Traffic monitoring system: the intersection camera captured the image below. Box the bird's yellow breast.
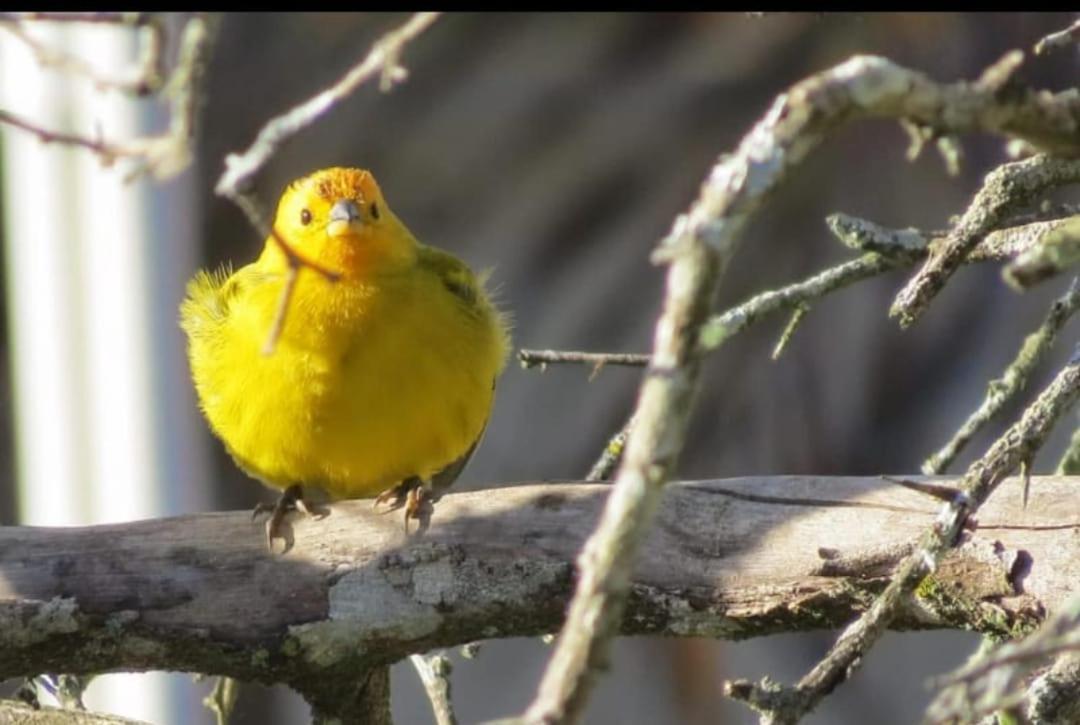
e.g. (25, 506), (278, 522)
(184, 256), (508, 499)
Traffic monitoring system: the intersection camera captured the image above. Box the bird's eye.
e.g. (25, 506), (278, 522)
(300, 209), (313, 226)
(370, 202), (380, 220)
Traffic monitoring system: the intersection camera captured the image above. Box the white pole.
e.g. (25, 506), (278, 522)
(0, 17), (211, 723)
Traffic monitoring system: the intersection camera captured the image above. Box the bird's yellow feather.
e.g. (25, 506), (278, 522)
(180, 168), (510, 499)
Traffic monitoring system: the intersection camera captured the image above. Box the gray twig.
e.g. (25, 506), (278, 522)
(923, 277), (1080, 474)
(1004, 216), (1080, 291)
(1034, 19), (1080, 55)
(214, 12), (439, 199)
(890, 155), (1080, 327)
(410, 653), (458, 725)
(517, 349), (651, 372)
(700, 253), (900, 351)
(586, 414), (636, 482)
(1056, 424), (1080, 474)
(0, 12), (164, 95)
(927, 593), (1080, 723)
(202, 676), (239, 725)
(0, 14), (211, 181)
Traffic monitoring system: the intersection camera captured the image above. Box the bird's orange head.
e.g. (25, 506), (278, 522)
(263, 167), (417, 278)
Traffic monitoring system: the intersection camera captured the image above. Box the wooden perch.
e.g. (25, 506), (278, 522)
(0, 477), (1075, 713)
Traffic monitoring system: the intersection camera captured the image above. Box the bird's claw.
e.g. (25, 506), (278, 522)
(373, 478), (433, 534)
(252, 484), (317, 553)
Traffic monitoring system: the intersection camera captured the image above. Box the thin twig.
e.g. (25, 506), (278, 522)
(410, 653), (458, 725)
(202, 676), (239, 725)
(725, 350), (1080, 724)
(213, 12), (438, 355)
(890, 155), (1080, 327)
(1004, 216), (1080, 290)
(215, 12), (439, 198)
(927, 593), (1080, 723)
(0, 13), (164, 95)
(0, 11), (148, 24)
(770, 303), (809, 360)
(1034, 19), (1080, 55)
(1057, 424), (1080, 474)
(0, 13), (215, 180)
(518, 349), (650, 371)
(700, 253), (900, 350)
(586, 414), (636, 482)
(529, 212), (1078, 372)
(923, 277), (1080, 474)
(0, 108), (136, 164)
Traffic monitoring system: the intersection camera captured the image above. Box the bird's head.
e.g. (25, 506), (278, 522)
(264, 167), (417, 278)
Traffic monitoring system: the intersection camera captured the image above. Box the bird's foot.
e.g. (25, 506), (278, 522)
(252, 484), (318, 552)
(374, 477), (434, 534)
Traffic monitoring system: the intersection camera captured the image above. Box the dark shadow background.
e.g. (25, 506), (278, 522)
(2, 11), (1079, 724)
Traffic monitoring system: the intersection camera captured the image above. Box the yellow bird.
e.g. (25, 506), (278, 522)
(180, 168), (510, 546)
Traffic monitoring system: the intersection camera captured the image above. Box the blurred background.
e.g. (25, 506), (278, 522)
(0, 11), (1078, 724)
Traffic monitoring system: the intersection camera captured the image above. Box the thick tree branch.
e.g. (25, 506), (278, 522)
(1, 477), (1080, 721)
(0, 701), (148, 724)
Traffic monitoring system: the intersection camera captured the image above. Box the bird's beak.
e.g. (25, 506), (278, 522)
(327, 199), (363, 237)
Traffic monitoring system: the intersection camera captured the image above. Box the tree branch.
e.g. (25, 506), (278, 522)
(1035, 20), (1080, 55)
(2, 476), (1080, 720)
(890, 155), (1080, 327)
(0, 701), (148, 724)
(410, 652), (457, 725)
(923, 277), (1080, 475)
(0, 13), (214, 180)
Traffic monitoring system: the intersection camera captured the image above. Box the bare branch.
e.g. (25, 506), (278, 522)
(890, 155), (1080, 327)
(1057, 425), (1080, 474)
(214, 12), (439, 199)
(701, 252), (900, 350)
(724, 350), (1080, 723)
(517, 349), (650, 372)
(0, 700), (148, 724)
(520, 210), (1079, 378)
(586, 415), (636, 482)
(1004, 216), (1080, 291)
(927, 593), (1080, 723)
(1035, 19), (1080, 55)
(0, 108), (137, 165)
(1, 477), (1079, 705)
(0, 13), (164, 95)
(923, 277), (1080, 474)
(410, 653), (458, 725)
(0, 13), (215, 181)
(202, 676), (239, 725)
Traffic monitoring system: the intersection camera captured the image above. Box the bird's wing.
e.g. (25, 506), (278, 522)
(427, 413), (488, 499)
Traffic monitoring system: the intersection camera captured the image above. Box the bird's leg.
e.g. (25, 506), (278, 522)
(252, 484), (314, 552)
(374, 476), (434, 533)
